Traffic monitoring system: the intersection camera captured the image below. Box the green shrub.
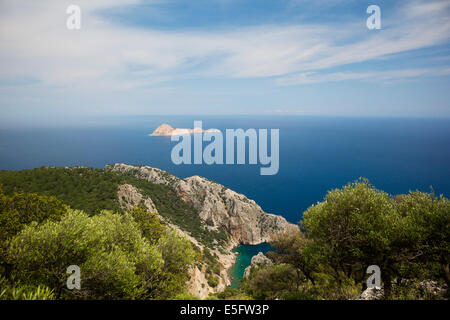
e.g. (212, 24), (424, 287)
(7, 210), (164, 299)
(0, 277), (55, 300)
(0, 189), (68, 274)
(171, 293), (200, 300)
(207, 275), (219, 288)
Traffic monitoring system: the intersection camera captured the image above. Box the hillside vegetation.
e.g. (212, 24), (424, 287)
(234, 179), (449, 300)
(0, 167), (226, 249)
(0, 188), (196, 299)
(1, 168), (448, 300)
(0, 166), (227, 299)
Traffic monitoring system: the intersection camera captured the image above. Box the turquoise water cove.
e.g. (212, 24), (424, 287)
(230, 243), (273, 288)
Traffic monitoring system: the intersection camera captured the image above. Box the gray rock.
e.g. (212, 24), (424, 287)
(107, 163), (298, 245)
(243, 252), (273, 278)
(117, 183), (158, 213)
(359, 287), (384, 300)
(106, 163), (299, 299)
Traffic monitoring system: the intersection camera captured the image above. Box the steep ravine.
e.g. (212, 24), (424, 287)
(107, 163), (298, 298)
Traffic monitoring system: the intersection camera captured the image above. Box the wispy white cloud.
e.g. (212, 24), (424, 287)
(0, 0), (449, 91)
(287, 0), (356, 9)
(276, 67), (450, 85)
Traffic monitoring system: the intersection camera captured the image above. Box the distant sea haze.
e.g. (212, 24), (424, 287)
(0, 115), (449, 224)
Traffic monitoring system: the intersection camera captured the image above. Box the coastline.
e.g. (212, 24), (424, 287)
(229, 242), (273, 288)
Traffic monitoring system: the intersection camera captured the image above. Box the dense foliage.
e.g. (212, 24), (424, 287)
(0, 188), (69, 275)
(0, 167), (228, 249)
(7, 210), (163, 299)
(241, 179), (449, 300)
(0, 168), (122, 215)
(0, 187), (196, 300)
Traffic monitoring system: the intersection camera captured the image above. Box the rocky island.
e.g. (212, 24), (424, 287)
(150, 123), (220, 136)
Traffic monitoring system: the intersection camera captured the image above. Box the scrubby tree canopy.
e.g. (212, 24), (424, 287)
(242, 179), (449, 300)
(7, 210), (165, 299)
(0, 188), (196, 300)
(0, 189), (68, 272)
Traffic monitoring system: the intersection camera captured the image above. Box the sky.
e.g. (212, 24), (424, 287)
(0, 0), (449, 125)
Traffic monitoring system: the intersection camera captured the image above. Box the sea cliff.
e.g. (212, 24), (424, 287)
(106, 163), (297, 297)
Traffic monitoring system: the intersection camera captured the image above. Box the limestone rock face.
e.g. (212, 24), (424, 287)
(106, 163), (298, 245)
(251, 252), (273, 267)
(174, 175), (297, 244)
(117, 184), (158, 213)
(243, 252), (273, 278)
(186, 265), (229, 299)
(107, 163), (297, 298)
(359, 280), (447, 300)
(186, 266), (214, 299)
(359, 287), (384, 300)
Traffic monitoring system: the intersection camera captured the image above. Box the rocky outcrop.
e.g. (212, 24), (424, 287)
(359, 280), (447, 300)
(107, 163), (298, 245)
(418, 280), (447, 296)
(187, 264), (230, 299)
(112, 164), (179, 186)
(359, 287), (384, 300)
(243, 252), (273, 278)
(186, 266), (212, 298)
(174, 175), (297, 244)
(117, 184), (158, 213)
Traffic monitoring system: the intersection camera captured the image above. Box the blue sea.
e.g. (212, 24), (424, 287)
(1, 115), (450, 285)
